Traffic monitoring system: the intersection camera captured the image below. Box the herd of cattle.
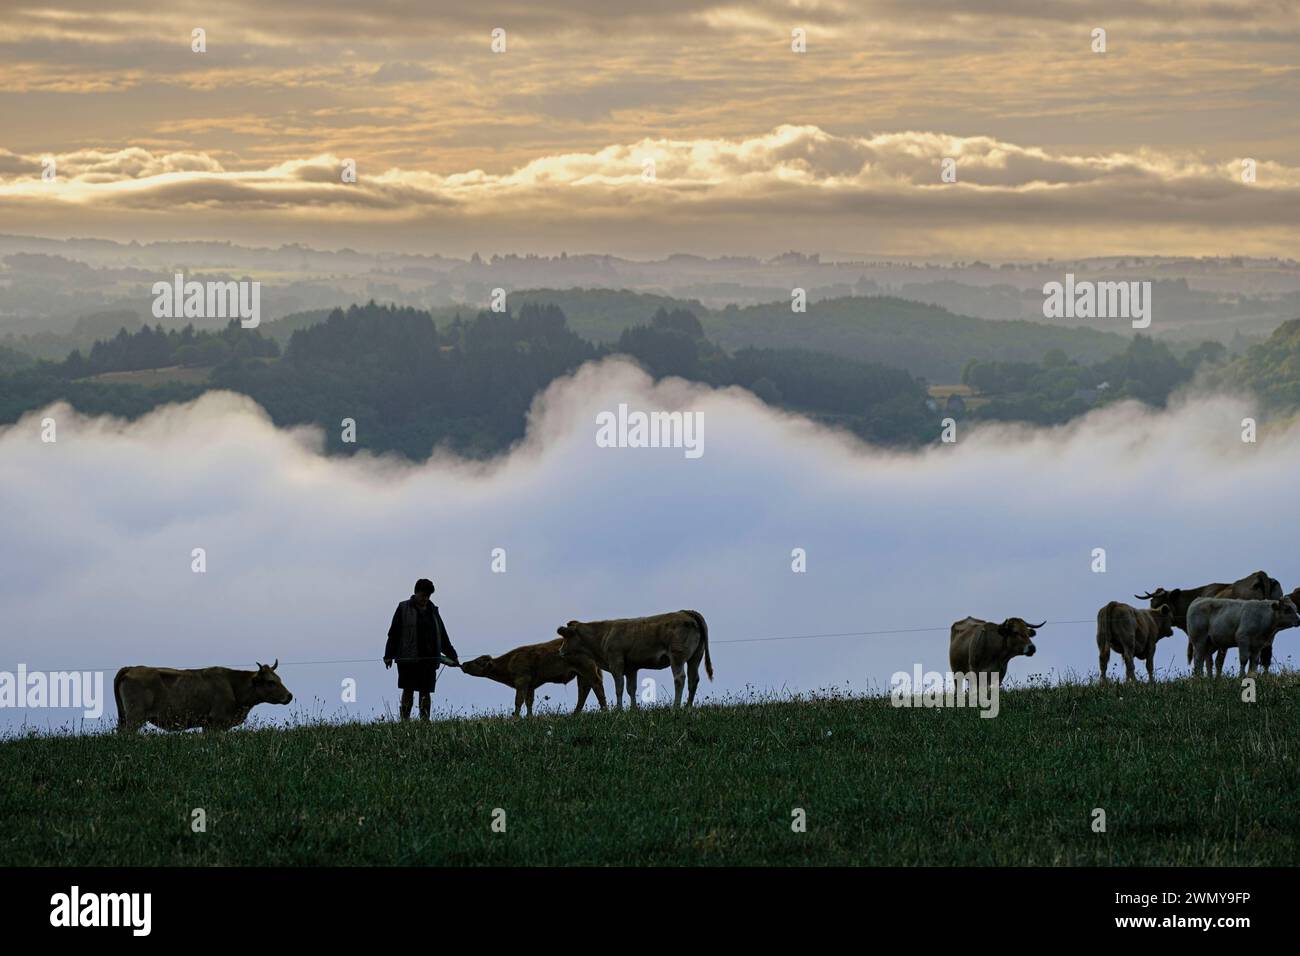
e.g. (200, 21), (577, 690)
(954, 570), (1300, 686)
(112, 571), (1299, 732)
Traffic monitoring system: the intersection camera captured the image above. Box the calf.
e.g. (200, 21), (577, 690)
(1096, 602), (1174, 683)
(460, 638), (605, 717)
(1187, 598), (1300, 677)
(114, 660), (293, 733)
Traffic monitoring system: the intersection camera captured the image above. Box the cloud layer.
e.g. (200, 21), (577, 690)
(1, 360), (1297, 732)
(4, 127), (1298, 258)
(3, 2), (1297, 257)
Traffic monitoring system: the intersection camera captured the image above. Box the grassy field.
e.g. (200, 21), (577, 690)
(3, 676), (1300, 866)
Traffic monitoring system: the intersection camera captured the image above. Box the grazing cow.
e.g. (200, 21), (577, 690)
(460, 638), (606, 717)
(948, 616), (1043, 684)
(114, 660), (293, 733)
(1187, 598), (1300, 677)
(556, 610), (712, 709)
(1096, 602), (1174, 683)
(1136, 570), (1282, 676)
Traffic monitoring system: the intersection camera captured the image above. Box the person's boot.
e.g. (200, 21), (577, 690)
(399, 692), (413, 722)
(419, 693), (431, 721)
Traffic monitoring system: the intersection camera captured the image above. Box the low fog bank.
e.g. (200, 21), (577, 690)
(1, 359), (1295, 732)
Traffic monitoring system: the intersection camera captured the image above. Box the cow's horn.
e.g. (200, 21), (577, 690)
(272, 658), (279, 671)
(1026, 620), (1047, 629)
(1134, 591), (1153, 600)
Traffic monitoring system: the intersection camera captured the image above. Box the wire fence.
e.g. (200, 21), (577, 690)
(27, 618), (1101, 672)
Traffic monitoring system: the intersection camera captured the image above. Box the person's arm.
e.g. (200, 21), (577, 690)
(384, 605), (402, 666)
(436, 609), (459, 665)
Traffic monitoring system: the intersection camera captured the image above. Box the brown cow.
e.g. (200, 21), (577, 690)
(1136, 570), (1282, 677)
(114, 660), (293, 733)
(460, 638), (606, 717)
(948, 616), (1043, 685)
(557, 610), (712, 709)
(1097, 602), (1175, 683)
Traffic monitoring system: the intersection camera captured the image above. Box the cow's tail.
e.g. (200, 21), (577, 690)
(113, 667), (129, 732)
(685, 609), (712, 680)
(1096, 601), (1114, 651)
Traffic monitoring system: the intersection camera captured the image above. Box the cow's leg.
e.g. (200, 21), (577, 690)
(670, 659), (686, 707)
(574, 678), (590, 714)
(583, 662), (607, 710)
(512, 683), (526, 719)
(1214, 648), (1227, 678)
(1122, 648), (1136, 683)
(626, 668), (639, 709)
(116, 705), (143, 735)
(686, 658), (701, 705)
(116, 717), (140, 735)
(1098, 644), (1110, 683)
(525, 686), (536, 717)
(1145, 655), (1156, 684)
(609, 662), (626, 710)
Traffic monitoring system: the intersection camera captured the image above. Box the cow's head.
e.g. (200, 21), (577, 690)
(460, 655), (493, 677)
(1154, 604), (1175, 638)
(253, 660), (293, 704)
(556, 621), (586, 659)
(1136, 587), (1179, 609)
(1272, 599), (1300, 632)
(997, 618), (1042, 658)
(1288, 588), (1300, 611)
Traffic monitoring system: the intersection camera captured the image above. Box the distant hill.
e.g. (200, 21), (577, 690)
(0, 291), (1148, 384)
(1219, 317), (1300, 410)
(491, 291), (1131, 383)
(702, 296), (1131, 383)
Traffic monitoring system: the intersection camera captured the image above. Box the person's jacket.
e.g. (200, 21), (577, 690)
(384, 598), (458, 664)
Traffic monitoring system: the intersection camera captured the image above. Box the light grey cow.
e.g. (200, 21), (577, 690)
(1186, 597), (1300, 677)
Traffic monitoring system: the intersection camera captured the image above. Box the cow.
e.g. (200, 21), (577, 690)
(1136, 570), (1282, 676)
(948, 616), (1044, 685)
(460, 638), (606, 717)
(1187, 597), (1300, 677)
(114, 660), (293, 733)
(1096, 602), (1175, 683)
(556, 610), (712, 709)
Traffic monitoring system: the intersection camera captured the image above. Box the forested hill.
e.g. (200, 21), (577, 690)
(483, 290), (1132, 382)
(0, 300), (1247, 460)
(0, 303), (935, 458)
(1218, 317), (1300, 412)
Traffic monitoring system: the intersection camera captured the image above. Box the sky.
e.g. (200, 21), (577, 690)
(2, 360), (1298, 732)
(1, 0), (1298, 257)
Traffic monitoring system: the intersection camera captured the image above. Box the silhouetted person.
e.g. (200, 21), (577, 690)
(384, 578), (459, 721)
